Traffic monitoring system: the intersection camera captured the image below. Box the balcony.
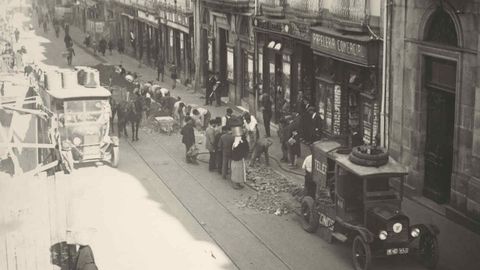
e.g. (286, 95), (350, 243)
(286, 0), (321, 20)
(260, 0), (285, 18)
(329, 0), (367, 32)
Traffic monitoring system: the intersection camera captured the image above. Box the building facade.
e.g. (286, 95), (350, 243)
(200, 0), (255, 109)
(389, 0), (480, 232)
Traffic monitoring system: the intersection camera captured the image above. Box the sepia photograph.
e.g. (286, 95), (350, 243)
(0, 0), (479, 269)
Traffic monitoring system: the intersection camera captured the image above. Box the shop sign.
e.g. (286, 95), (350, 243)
(255, 20), (310, 41)
(138, 10), (158, 26)
(95, 22), (104, 33)
(311, 31), (377, 66)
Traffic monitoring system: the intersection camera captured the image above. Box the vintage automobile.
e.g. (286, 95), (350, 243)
(40, 76), (119, 168)
(301, 141), (439, 270)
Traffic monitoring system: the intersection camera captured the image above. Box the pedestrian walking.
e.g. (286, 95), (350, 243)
(99, 37), (107, 56)
(64, 34), (72, 48)
(260, 92), (272, 137)
(156, 57), (164, 82)
(302, 154), (315, 198)
(170, 64), (177, 89)
(108, 39), (114, 55)
(181, 116), (197, 164)
(218, 127), (234, 179)
(205, 119), (217, 171)
(231, 131), (249, 189)
(14, 28), (19, 43)
(42, 20), (48, 33)
(66, 46), (75, 66)
(250, 138), (272, 167)
(54, 24), (60, 38)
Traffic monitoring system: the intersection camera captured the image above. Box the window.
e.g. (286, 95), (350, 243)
(425, 8), (458, 47)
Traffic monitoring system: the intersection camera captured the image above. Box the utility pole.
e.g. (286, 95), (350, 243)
(193, 0), (201, 93)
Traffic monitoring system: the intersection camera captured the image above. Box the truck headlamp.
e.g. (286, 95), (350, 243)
(73, 137), (82, 146)
(379, 230), (388, 240)
(411, 228), (420, 238)
(393, 222), (403, 233)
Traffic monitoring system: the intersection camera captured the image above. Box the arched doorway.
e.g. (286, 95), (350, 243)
(422, 7), (459, 204)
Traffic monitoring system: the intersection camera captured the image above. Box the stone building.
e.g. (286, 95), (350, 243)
(389, 0), (480, 232)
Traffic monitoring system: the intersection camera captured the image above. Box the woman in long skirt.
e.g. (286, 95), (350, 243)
(231, 134), (249, 189)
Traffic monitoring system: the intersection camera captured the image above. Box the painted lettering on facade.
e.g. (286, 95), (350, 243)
(311, 32), (366, 59)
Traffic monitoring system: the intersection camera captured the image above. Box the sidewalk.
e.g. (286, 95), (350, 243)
(67, 25), (480, 270)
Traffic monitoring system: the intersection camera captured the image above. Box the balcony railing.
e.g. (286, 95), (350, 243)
(286, 0), (321, 18)
(329, 0), (366, 32)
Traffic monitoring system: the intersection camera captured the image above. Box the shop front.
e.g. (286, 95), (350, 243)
(136, 8), (160, 67)
(119, 6), (137, 57)
(310, 26), (381, 146)
(254, 18), (314, 123)
(159, 8), (193, 84)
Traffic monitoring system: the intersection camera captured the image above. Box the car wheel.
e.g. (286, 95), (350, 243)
(300, 196), (319, 233)
(419, 233), (439, 269)
(111, 146), (119, 168)
(352, 235), (371, 270)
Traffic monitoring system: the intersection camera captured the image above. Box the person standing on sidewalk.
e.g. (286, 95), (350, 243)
(260, 92), (272, 137)
(99, 37), (107, 56)
(92, 40), (97, 56)
(156, 57), (165, 82)
(14, 28), (19, 43)
(108, 39), (114, 55)
(288, 130), (301, 168)
(218, 127), (234, 179)
(231, 132), (249, 189)
(170, 64), (177, 89)
(302, 154), (315, 198)
(205, 72), (216, 105)
(205, 119), (217, 171)
(181, 116), (196, 164)
(213, 80), (222, 106)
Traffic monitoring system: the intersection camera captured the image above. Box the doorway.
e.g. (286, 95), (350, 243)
(423, 56), (456, 204)
(218, 28), (228, 96)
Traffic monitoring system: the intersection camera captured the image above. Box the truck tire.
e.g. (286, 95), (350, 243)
(301, 196), (319, 233)
(352, 235), (371, 270)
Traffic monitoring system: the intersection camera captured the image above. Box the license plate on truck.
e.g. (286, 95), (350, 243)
(386, 248), (409, 255)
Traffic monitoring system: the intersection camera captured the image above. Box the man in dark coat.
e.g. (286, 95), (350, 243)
(218, 127), (234, 179)
(310, 107), (323, 143)
(260, 92), (272, 137)
(181, 116), (196, 164)
(75, 245), (98, 270)
(99, 38), (107, 56)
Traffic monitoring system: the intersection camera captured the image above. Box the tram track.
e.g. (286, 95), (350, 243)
(124, 130), (294, 270)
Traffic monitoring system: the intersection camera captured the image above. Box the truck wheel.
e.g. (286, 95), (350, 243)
(419, 233), (439, 269)
(301, 196), (319, 233)
(352, 235), (371, 270)
(111, 146), (119, 168)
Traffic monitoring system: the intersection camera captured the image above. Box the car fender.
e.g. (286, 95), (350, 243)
(413, 224), (440, 236)
(354, 227), (375, 243)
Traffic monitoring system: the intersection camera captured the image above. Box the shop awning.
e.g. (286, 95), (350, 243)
(310, 26), (380, 67)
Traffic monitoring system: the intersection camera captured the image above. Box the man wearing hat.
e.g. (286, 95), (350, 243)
(218, 125), (234, 179)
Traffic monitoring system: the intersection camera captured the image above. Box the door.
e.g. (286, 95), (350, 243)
(218, 28), (227, 96)
(424, 88), (455, 203)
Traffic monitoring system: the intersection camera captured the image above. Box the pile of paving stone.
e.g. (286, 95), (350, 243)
(235, 165), (303, 216)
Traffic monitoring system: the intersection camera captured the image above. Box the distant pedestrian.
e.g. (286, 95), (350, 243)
(156, 57), (164, 82)
(108, 39), (114, 55)
(170, 65), (177, 89)
(231, 133), (249, 189)
(214, 121), (225, 174)
(181, 116), (197, 164)
(64, 34), (72, 48)
(205, 73), (216, 105)
(84, 34), (91, 47)
(54, 24), (60, 38)
(218, 127), (234, 179)
(288, 130), (301, 168)
(277, 118), (289, 162)
(92, 40), (97, 56)
(42, 20), (48, 33)
(212, 80), (222, 106)
(205, 119), (217, 171)
(14, 28), (19, 43)
(260, 92), (272, 137)
(117, 38), (124, 54)
(250, 138), (273, 167)
(66, 46), (75, 66)
(129, 91), (143, 141)
(99, 38), (107, 56)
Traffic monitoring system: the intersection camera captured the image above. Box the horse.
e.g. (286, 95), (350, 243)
(115, 101), (129, 138)
(126, 95), (143, 141)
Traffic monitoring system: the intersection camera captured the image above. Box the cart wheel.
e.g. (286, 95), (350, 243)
(419, 233), (439, 269)
(352, 235), (371, 270)
(300, 196), (319, 233)
(111, 146), (119, 168)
